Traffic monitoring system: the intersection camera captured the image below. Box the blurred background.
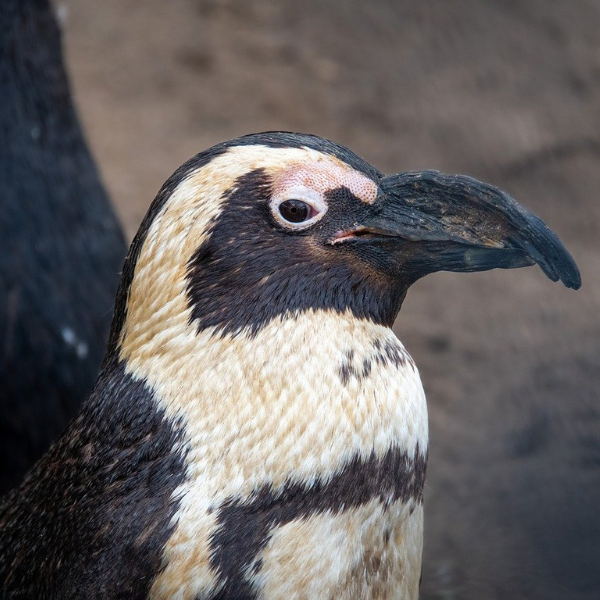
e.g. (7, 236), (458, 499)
(58, 1), (598, 598)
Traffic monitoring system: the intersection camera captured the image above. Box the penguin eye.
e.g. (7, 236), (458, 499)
(270, 186), (328, 231)
(278, 200), (313, 223)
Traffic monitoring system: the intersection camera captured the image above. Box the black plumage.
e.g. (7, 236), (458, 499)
(0, 0), (126, 493)
(0, 363), (186, 598)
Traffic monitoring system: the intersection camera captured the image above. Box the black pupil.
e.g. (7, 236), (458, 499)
(279, 200), (310, 223)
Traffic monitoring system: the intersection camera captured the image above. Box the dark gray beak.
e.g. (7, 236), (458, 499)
(364, 171), (581, 289)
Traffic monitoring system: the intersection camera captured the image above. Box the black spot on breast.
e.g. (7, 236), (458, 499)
(339, 339), (415, 385)
(209, 445), (427, 598)
(339, 361), (353, 386)
(373, 338), (414, 370)
(0, 362), (187, 599)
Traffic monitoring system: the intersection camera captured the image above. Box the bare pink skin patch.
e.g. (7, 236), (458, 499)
(272, 159), (378, 206)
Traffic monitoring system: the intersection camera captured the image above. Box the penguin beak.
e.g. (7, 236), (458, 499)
(332, 170), (581, 289)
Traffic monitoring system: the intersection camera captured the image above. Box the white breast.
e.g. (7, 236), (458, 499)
(122, 310), (427, 599)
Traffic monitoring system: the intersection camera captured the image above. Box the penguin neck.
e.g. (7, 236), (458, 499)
(116, 308), (428, 499)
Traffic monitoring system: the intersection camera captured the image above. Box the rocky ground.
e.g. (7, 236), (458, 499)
(60, 1), (599, 597)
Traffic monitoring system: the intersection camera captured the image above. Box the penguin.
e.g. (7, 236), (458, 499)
(0, 132), (580, 599)
(0, 0), (126, 493)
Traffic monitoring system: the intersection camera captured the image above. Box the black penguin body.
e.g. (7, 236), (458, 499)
(0, 0), (126, 493)
(0, 364), (184, 598)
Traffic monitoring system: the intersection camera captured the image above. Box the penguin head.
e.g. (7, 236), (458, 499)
(107, 132), (580, 360)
